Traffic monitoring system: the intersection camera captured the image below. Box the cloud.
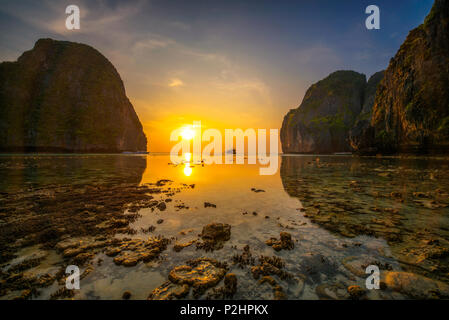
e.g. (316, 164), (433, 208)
(180, 48), (231, 66)
(168, 78), (184, 87)
(0, 0), (146, 36)
(213, 74), (270, 96)
(133, 35), (175, 52)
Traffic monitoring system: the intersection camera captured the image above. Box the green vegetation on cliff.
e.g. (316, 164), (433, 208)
(280, 70), (371, 154)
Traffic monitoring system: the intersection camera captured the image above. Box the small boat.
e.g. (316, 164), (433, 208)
(225, 149), (237, 155)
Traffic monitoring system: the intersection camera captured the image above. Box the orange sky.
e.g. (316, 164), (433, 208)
(128, 87), (281, 152)
(0, 1), (433, 152)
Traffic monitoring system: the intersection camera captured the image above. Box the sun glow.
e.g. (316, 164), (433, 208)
(181, 127), (195, 140)
(184, 152), (192, 162)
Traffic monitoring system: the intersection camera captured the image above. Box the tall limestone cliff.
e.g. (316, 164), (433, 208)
(368, 0), (449, 154)
(281, 70), (370, 154)
(0, 38), (147, 152)
(349, 71), (384, 152)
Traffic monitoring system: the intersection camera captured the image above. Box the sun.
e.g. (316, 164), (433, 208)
(183, 152), (192, 162)
(181, 127), (195, 140)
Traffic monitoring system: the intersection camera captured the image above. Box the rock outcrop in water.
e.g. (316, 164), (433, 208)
(280, 70), (382, 154)
(0, 38), (147, 152)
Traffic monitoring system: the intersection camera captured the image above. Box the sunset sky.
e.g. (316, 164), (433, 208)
(0, 0), (433, 152)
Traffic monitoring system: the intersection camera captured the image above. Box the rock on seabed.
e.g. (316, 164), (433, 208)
(384, 271), (449, 299)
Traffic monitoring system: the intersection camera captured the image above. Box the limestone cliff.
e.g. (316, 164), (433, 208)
(349, 71), (384, 153)
(369, 0), (449, 154)
(0, 38), (147, 152)
(280, 71), (366, 154)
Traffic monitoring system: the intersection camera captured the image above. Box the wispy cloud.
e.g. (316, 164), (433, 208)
(133, 35), (175, 52)
(168, 78), (184, 87)
(0, 0), (146, 36)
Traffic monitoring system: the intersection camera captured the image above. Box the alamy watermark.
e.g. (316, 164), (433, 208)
(170, 121), (279, 175)
(365, 265), (380, 290)
(64, 5), (379, 31)
(65, 265), (80, 290)
(65, 5), (80, 30)
(366, 5), (380, 30)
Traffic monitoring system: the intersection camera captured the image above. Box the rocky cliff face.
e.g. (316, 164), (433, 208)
(349, 71), (384, 153)
(280, 71), (367, 154)
(368, 0), (449, 154)
(0, 38), (147, 152)
(282, 1), (449, 155)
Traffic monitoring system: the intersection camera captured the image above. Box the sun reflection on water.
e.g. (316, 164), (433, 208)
(183, 163), (193, 176)
(183, 152), (193, 176)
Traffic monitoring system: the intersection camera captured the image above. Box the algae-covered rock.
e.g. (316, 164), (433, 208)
(111, 236), (169, 267)
(315, 283), (349, 300)
(259, 276), (287, 300)
(0, 38), (147, 152)
(150, 258), (228, 300)
(206, 273), (238, 299)
(224, 273), (237, 295)
(197, 223), (231, 251)
(384, 271), (449, 299)
(173, 240), (196, 252)
(251, 255), (293, 281)
(265, 232), (294, 251)
(148, 281), (190, 300)
(347, 285), (366, 300)
(168, 258), (227, 290)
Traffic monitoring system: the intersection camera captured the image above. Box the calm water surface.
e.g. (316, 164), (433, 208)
(1, 154), (448, 299)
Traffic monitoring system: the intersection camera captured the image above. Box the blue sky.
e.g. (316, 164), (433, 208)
(0, 0), (435, 151)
